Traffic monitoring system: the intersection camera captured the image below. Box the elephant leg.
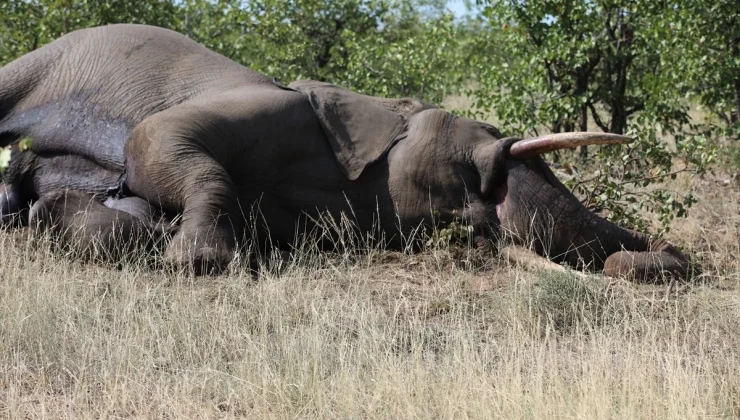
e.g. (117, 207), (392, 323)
(122, 88), (314, 274)
(123, 113), (243, 275)
(29, 190), (164, 261)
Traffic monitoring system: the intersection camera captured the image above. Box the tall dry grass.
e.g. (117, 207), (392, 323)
(0, 168), (738, 418)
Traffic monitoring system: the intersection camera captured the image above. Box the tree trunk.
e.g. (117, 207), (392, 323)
(733, 33), (740, 125)
(551, 119), (562, 134)
(610, 102), (627, 135)
(579, 102), (588, 159)
(734, 77), (740, 125)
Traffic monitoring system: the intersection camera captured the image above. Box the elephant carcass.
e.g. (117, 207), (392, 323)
(0, 24), (696, 280)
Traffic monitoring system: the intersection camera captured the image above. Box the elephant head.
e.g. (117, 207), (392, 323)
(391, 111), (694, 281)
(292, 81), (694, 282)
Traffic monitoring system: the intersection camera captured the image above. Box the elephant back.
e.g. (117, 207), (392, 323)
(0, 24), (273, 170)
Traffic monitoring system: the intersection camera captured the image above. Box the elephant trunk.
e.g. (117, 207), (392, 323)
(555, 203), (647, 267)
(564, 206), (694, 282)
(499, 158), (694, 282)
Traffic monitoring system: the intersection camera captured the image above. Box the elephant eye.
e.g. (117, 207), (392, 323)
(481, 123), (503, 139)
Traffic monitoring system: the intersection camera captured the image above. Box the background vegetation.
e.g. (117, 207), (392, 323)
(1, 0), (738, 231)
(1, 1), (739, 417)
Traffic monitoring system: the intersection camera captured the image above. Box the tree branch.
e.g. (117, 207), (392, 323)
(618, 166), (692, 186)
(588, 101), (609, 131)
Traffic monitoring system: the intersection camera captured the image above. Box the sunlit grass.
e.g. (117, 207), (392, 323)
(0, 168), (737, 418)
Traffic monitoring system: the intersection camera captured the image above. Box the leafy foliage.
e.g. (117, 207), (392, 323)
(0, 148), (9, 177)
(426, 214), (475, 250)
(172, 0), (467, 103)
(0, 0), (735, 231)
(561, 120), (715, 234)
(671, 0), (740, 127)
(0, 0), (178, 64)
(468, 0), (724, 232)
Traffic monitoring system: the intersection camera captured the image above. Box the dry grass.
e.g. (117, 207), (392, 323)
(0, 169), (737, 419)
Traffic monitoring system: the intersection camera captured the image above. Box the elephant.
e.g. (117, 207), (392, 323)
(0, 24), (695, 281)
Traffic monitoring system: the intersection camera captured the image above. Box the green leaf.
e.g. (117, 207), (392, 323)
(0, 147), (11, 176)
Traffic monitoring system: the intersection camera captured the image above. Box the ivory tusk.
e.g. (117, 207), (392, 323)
(508, 132), (634, 159)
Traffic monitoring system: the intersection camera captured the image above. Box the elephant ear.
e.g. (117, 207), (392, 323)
(289, 80), (413, 180)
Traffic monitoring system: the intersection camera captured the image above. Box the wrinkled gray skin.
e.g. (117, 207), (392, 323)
(0, 24), (694, 280)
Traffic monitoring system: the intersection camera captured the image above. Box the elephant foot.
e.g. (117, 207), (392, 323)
(164, 230), (234, 275)
(603, 250), (697, 283)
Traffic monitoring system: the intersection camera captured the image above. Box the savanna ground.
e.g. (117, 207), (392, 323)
(0, 134), (738, 418)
